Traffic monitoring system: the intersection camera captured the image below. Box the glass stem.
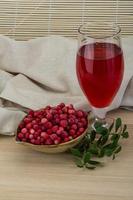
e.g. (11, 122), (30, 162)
(92, 107), (108, 128)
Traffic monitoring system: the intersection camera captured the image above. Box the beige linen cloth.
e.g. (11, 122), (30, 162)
(0, 35), (132, 135)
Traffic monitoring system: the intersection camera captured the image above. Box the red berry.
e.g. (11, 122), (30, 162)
(77, 131), (81, 136)
(33, 124), (39, 130)
(69, 129), (76, 136)
(30, 129), (35, 134)
(46, 113), (53, 120)
(64, 137), (69, 142)
(58, 110), (62, 114)
(45, 105), (51, 110)
(52, 125), (59, 132)
(19, 122), (25, 129)
(40, 137), (44, 143)
(21, 128), (27, 134)
(22, 138), (27, 142)
(37, 129), (41, 134)
(60, 120), (68, 128)
(30, 139), (35, 144)
(60, 114), (67, 120)
(81, 118), (87, 126)
(79, 127), (85, 133)
(28, 110), (34, 116)
(31, 120), (36, 125)
(73, 135), (77, 139)
(34, 112), (40, 117)
(74, 119), (78, 123)
(68, 109), (75, 114)
(71, 124), (77, 130)
(54, 138), (61, 144)
(41, 132), (49, 140)
(54, 114), (59, 118)
(61, 131), (68, 139)
(77, 122), (83, 128)
(24, 117), (31, 124)
(41, 125), (46, 131)
(77, 110), (84, 118)
(68, 118), (75, 125)
(26, 123), (32, 129)
(67, 104), (74, 109)
(59, 127), (64, 131)
(33, 132), (39, 139)
(55, 118), (60, 124)
(36, 118), (41, 123)
(45, 138), (53, 145)
(56, 105), (62, 110)
(29, 134), (34, 139)
(45, 122), (53, 129)
(47, 129), (52, 135)
(69, 136), (73, 140)
(59, 103), (65, 108)
(41, 118), (48, 124)
(62, 107), (68, 113)
(50, 134), (58, 141)
(25, 133), (30, 139)
(34, 139), (41, 145)
(51, 109), (58, 114)
(18, 133), (23, 139)
(69, 114), (76, 119)
(56, 127), (64, 135)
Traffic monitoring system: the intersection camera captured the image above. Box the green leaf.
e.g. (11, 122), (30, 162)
(89, 143), (99, 155)
(88, 160), (103, 166)
(96, 136), (102, 146)
(100, 134), (109, 145)
(115, 118), (122, 132)
(111, 134), (118, 141)
(71, 148), (82, 157)
(90, 130), (96, 142)
(121, 132), (129, 139)
(111, 134), (120, 147)
(85, 163), (96, 170)
(122, 124), (127, 133)
(94, 121), (103, 129)
(109, 122), (114, 132)
(75, 137), (88, 151)
(83, 152), (91, 163)
(112, 154), (116, 160)
(104, 149), (113, 157)
(114, 145), (122, 154)
(103, 143), (112, 149)
(98, 148), (105, 157)
(74, 157), (84, 168)
(89, 148), (98, 155)
(96, 126), (108, 136)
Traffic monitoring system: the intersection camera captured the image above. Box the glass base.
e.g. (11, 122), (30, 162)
(88, 112), (114, 130)
(92, 117), (108, 130)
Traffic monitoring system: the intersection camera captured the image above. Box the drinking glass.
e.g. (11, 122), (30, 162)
(76, 22), (124, 127)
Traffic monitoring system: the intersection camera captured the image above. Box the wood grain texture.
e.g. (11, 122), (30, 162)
(0, 109), (133, 200)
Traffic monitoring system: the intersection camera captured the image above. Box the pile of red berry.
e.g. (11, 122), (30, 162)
(17, 103), (88, 145)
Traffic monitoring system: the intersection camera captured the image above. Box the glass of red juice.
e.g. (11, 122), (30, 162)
(76, 22), (124, 127)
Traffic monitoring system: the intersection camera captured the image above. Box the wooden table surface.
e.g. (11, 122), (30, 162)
(0, 109), (133, 200)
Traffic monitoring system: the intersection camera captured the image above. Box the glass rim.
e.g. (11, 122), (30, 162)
(78, 22), (121, 39)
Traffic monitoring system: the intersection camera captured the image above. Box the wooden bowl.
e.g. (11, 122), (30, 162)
(15, 129), (87, 153)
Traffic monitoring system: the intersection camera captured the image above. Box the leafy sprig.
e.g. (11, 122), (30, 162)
(71, 118), (129, 169)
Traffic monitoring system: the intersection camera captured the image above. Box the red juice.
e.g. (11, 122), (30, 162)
(76, 42), (124, 108)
